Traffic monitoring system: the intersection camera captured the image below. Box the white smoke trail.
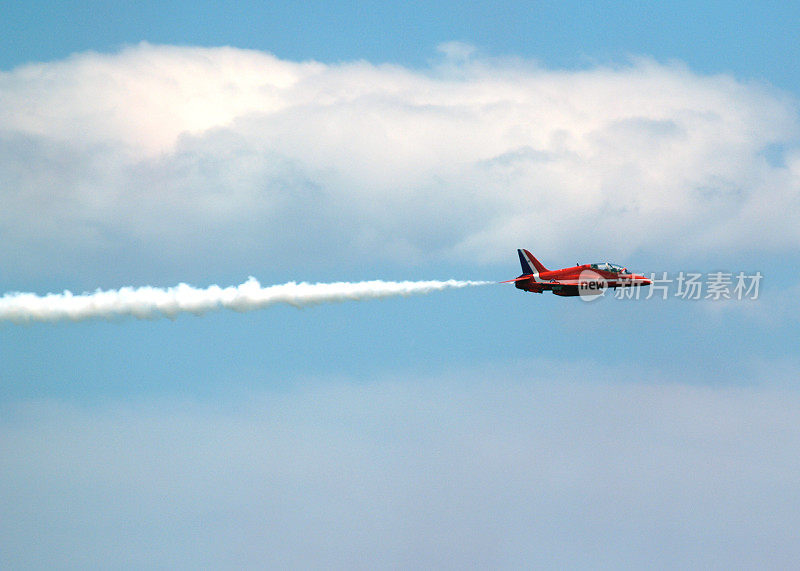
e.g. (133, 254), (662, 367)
(0, 277), (491, 324)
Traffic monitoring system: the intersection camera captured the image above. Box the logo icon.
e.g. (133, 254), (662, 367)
(578, 269), (609, 302)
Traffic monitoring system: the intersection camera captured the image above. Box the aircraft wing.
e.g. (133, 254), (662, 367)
(501, 276), (568, 286)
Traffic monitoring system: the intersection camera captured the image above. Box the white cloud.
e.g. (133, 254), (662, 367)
(1, 43), (798, 278)
(2, 362), (800, 569)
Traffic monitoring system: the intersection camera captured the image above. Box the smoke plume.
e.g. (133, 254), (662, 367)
(0, 277), (490, 324)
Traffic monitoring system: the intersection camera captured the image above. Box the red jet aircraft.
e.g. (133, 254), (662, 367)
(504, 249), (652, 297)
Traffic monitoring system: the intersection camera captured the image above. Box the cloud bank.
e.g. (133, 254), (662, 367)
(3, 365), (800, 569)
(2, 43), (799, 277)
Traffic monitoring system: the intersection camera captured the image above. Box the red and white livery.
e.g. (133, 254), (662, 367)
(503, 249), (652, 297)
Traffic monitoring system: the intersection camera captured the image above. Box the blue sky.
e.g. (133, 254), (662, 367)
(2, 2), (799, 568)
(3, 2), (800, 89)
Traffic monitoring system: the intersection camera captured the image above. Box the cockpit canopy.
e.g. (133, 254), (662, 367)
(589, 262), (628, 274)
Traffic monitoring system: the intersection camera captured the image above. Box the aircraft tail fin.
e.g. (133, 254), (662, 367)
(518, 249), (548, 274)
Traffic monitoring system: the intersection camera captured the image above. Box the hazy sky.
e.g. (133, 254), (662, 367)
(2, 2), (799, 569)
